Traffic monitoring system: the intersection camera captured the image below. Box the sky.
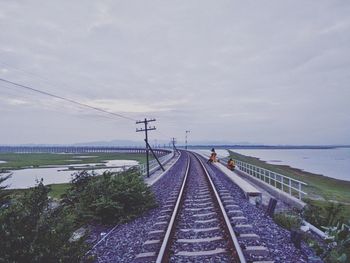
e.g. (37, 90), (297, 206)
(0, 0), (349, 145)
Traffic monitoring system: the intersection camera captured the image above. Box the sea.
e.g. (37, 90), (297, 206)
(229, 148), (350, 182)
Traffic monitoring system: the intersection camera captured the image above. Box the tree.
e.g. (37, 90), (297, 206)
(0, 179), (88, 263)
(0, 170), (11, 207)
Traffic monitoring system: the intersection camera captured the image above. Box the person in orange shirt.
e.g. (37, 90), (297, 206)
(227, 158), (235, 171)
(208, 148), (217, 164)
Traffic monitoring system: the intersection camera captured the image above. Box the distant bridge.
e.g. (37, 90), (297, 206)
(0, 146), (171, 156)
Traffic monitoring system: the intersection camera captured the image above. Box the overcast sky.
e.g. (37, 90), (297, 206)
(0, 0), (349, 145)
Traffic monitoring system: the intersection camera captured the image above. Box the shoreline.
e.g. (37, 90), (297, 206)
(228, 150), (350, 204)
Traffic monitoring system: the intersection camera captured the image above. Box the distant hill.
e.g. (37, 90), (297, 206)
(74, 139), (144, 147)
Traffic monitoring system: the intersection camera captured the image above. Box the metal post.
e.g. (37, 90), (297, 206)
(185, 130), (190, 150)
(289, 178), (292, 195)
(145, 140), (165, 171)
(172, 137), (178, 153)
(145, 120), (149, 177)
(136, 118), (156, 177)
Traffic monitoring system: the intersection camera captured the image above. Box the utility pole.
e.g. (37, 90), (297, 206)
(172, 137), (178, 153)
(136, 118), (156, 177)
(185, 130), (190, 150)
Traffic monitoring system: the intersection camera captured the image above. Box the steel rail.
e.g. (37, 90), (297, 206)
(156, 153), (191, 263)
(156, 152), (246, 263)
(193, 153), (247, 263)
(85, 151), (179, 257)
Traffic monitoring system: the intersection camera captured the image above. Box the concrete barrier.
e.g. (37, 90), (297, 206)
(213, 162), (262, 204)
(234, 168), (306, 210)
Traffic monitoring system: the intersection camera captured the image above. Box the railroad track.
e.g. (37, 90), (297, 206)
(135, 151), (272, 263)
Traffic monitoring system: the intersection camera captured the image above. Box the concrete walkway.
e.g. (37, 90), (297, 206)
(144, 151), (181, 186)
(196, 150), (291, 212)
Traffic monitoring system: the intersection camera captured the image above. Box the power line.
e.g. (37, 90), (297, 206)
(0, 77), (137, 122)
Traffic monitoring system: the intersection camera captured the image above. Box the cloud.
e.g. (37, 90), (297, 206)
(4, 98), (31, 106)
(84, 98), (188, 113)
(0, 0), (349, 144)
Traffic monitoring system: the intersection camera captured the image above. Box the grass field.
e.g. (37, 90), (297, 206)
(228, 150), (350, 220)
(0, 152), (150, 170)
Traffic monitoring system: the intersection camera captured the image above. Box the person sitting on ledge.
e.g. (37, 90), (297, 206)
(227, 158), (235, 171)
(208, 148), (217, 164)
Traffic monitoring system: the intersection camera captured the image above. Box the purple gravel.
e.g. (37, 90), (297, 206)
(169, 154), (235, 262)
(87, 151), (322, 263)
(201, 155), (322, 263)
(87, 152), (187, 262)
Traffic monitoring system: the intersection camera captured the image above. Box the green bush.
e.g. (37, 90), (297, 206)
(274, 212), (302, 230)
(303, 199), (345, 229)
(63, 168), (156, 225)
(0, 179), (88, 263)
(321, 222), (350, 263)
(0, 168), (156, 262)
(0, 170), (11, 207)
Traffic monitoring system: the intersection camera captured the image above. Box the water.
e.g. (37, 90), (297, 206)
(6, 159), (138, 189)
(230, 148), (350, 181)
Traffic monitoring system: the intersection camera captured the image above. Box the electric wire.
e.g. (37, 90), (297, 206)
(0, 63), (170, 139)
(0, 77), (137, 122)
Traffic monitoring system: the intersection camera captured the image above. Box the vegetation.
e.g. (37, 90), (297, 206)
(228, 150), (350, 261)
(0, 170), (11, 207)
(274, 211), (302, 230)
(62, 168), (157, 225)
(0, 152), (149, 170)
(303, 199), (348, 229)
(0, 167), (157, 262)
(0, 177), (88, 262)
(48, 183), (70, 199)
(228, 150), (350, 221)
(321, 222), (350, 263)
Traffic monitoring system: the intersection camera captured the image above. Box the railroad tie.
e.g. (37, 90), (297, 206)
(196, 194), (210, 198)
(154, 221), (167, 225)
(159, 208), (172, 214)
(197, 190), (210, 194)
(186, 197), (211, 202)
(227, 210), (244, 215)
(175, 248), (227, 257)
(148, 230), (164, 235)
(143, 239), (161, 245)
(225, 204), (240, 209)
(193, 212), (216, 217)
(195, 218), (217, 224)
(177, 236), (223, 243)
(134, 251), (156, 259)
(185, 201), (212, 207)
(234, 224), (253, 230)
(221, 196), (233, 201)
(223, 200), (236, 204)
(184, 207), (214, 211)
(180, 227), (220, 233)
